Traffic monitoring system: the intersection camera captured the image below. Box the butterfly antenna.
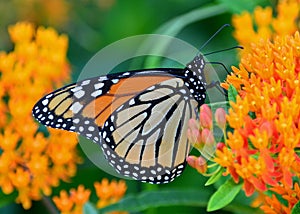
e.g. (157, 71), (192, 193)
(198, 24), (231, 53)
(204, 46), (243, 56)
(207, 61), (230, 74)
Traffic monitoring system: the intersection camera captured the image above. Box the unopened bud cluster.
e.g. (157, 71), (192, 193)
(186, 104), (226, 174)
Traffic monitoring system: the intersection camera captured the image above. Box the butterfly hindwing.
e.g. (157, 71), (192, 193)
(101, 78), (198, 183)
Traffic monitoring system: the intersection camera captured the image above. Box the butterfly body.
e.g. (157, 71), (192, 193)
(33, 55), (207, 184)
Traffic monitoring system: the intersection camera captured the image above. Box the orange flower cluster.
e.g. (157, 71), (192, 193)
(214, 1), (300, 213)
(232, 0), (299, 51)
(261, 182), (300, 213)
(53, 185), (91, 214)
(53, 179), (127, 214)
(0, 22), (80, 209)
(94, 178), (127, 210)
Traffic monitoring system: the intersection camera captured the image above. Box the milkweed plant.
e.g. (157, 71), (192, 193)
(0, 22), (127, 213)
(0, 0), (299, 213)
(188, 1), (300, 213)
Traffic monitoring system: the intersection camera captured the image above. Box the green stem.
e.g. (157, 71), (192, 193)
(41, 196), (58, 214)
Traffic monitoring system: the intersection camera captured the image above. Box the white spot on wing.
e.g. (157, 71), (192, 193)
(42, 99), (49, 106)
(129, 99), (135, 105)
(70, 102), (83, 114)
(79, 126), (84, 132)
(73, 118), (80, 124)
(46, 94), (53, 99)
(74, 90), (85, 99)
(81, 80), (90, 86)
(180, 89), (186, 94)
(88, 126), (95, 132)
(91, 90), (103, 97)
(103, 131), (107, 138)
(94, 82), (104, 90)
(99, 76), (108, 81)
(71, 86), (83, 93)
(147, 86), (155, 90)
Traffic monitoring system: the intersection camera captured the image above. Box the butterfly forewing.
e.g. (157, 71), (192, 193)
(101, 78), (198, 183)
(32, 70), (178, 143)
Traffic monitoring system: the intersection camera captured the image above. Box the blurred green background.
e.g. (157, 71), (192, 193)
(0, 0), (269, 213)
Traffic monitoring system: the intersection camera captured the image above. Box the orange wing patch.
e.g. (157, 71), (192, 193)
(82, 75), (172, 127)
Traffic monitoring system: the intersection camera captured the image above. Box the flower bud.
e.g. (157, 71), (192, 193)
(201, 128), (215, 145)
(187, 128), (200, 144)
(186, 155), (197, 168)
(215, 108), (226, 130)
(199, 104), (212, 129)
(188, 118), (199, 130)
(216, 142), (225, 151)
(200, 104), (212, 118)
(187, 118), (201, 145)
(186, 155), (207, 174)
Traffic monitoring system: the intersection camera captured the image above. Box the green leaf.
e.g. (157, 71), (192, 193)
(228, 84), (238, 103)
(0, 190), (17, 208)
(224, 201), (261, 214)
(217, 0), (270, 14)
(292, 200), (300, 214)
(144, 3), (228, 67)
(84, 202), (98, 214)
(155, 4), (227, 37)
(100, 189), (210, 213)
(207, 178), (242, 211)
(205, 168), (224, 186)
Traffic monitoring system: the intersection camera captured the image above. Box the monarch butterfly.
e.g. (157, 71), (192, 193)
(32, 26), (236, 184)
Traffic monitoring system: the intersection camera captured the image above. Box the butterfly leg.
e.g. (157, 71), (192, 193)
(194, 106), (200, 119)
(206, 80), (228, 97)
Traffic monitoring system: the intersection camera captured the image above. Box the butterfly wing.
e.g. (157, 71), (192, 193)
(33, 69), (200, 184)
(32, 70), (177, 143)
(101, 78), (198, 183)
